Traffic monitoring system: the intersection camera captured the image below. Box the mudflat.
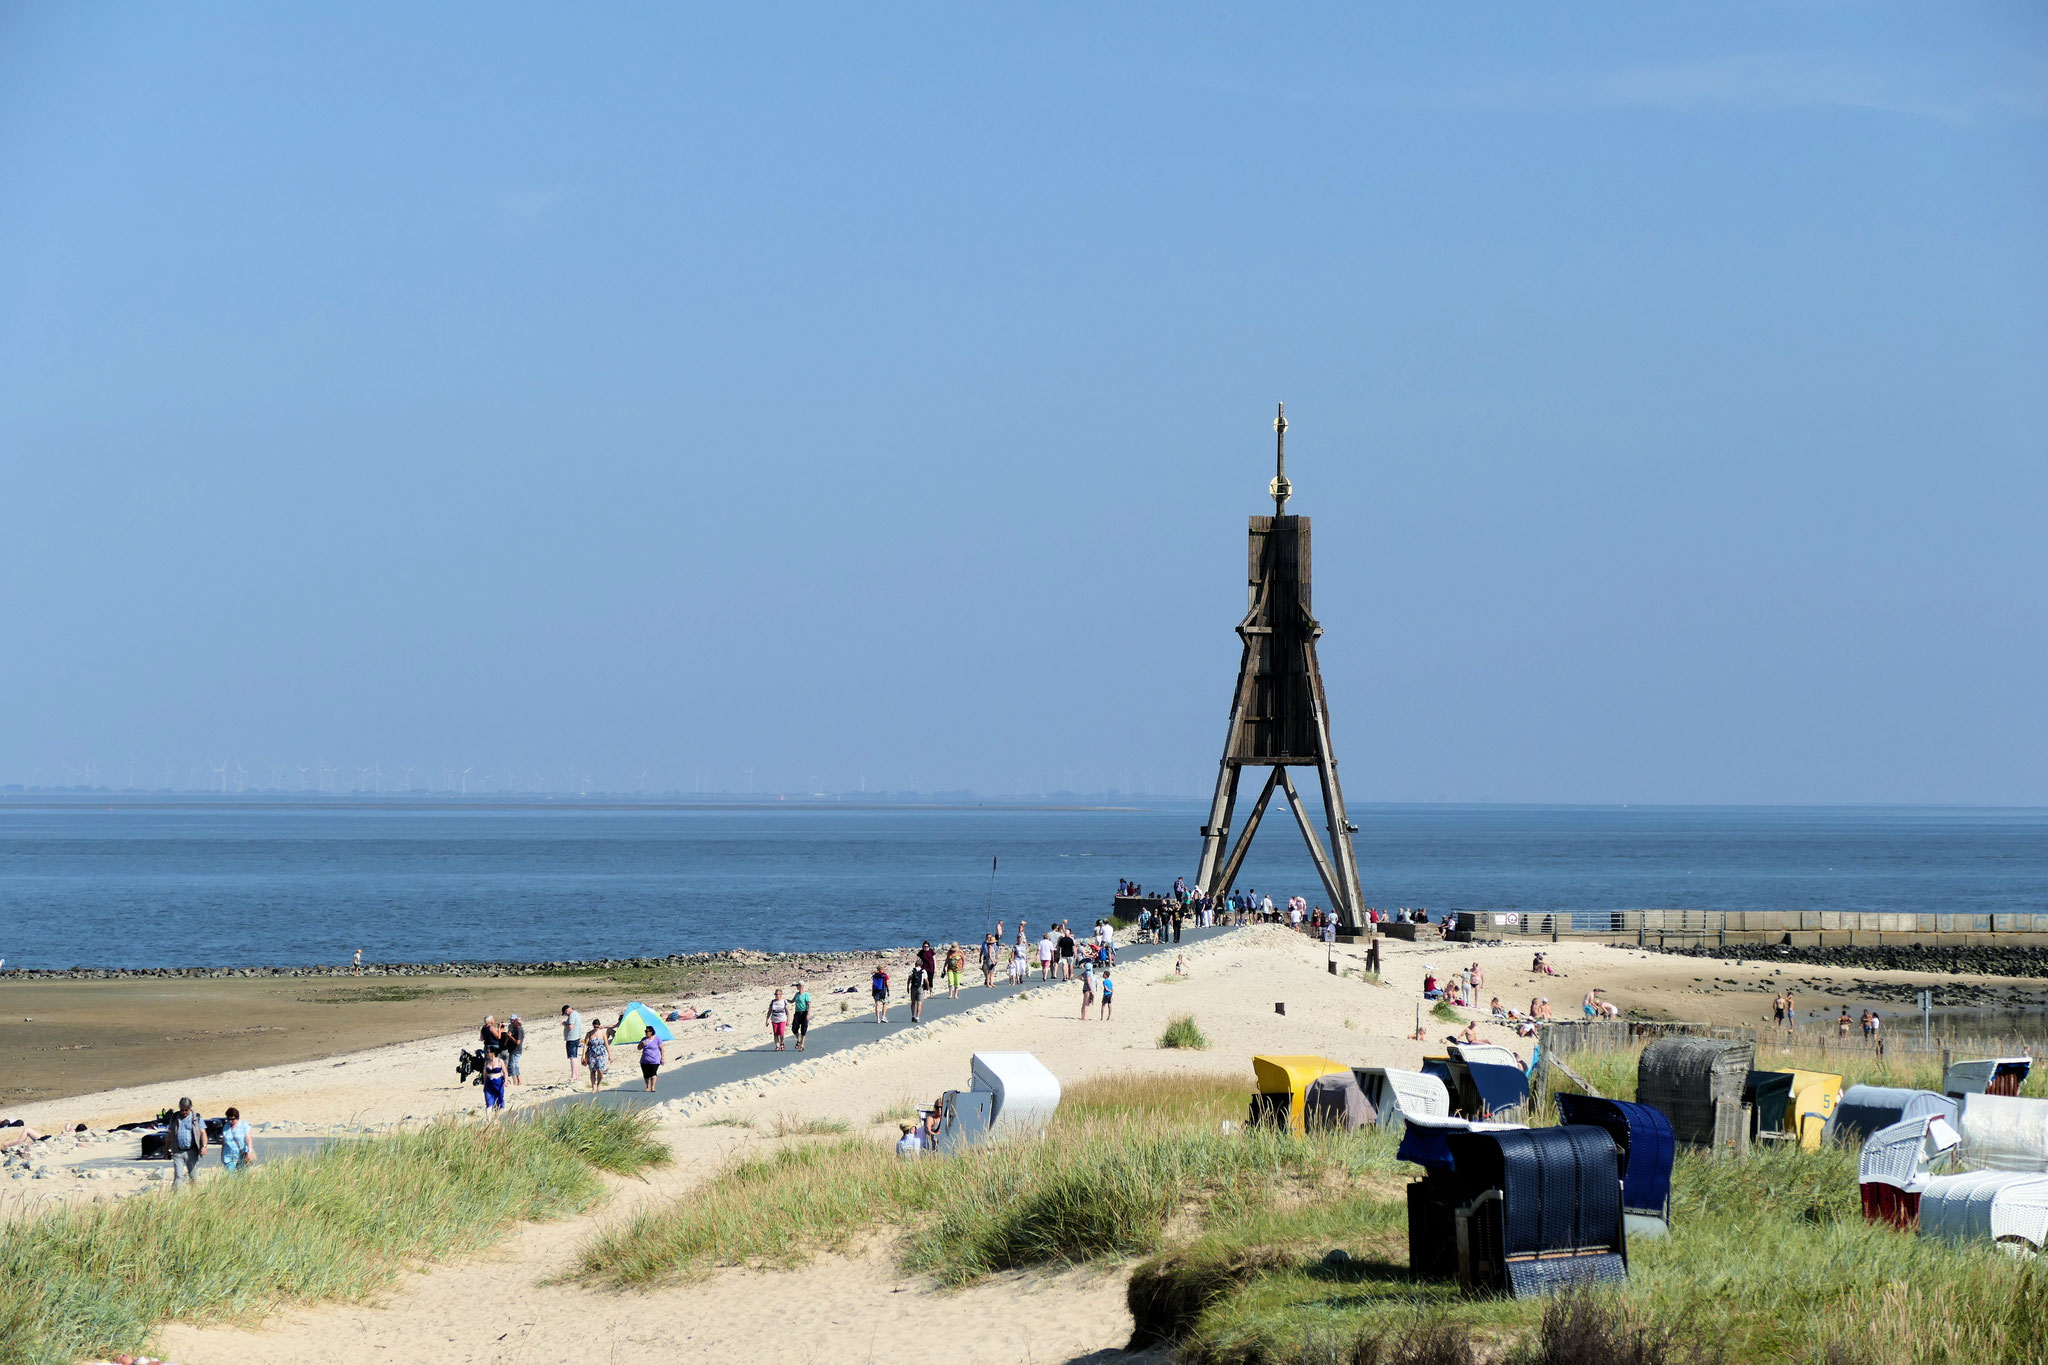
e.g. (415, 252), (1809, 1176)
(0, 954), (861, 1110)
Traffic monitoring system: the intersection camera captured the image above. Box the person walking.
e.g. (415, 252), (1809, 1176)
(219, 1106), (254, 1173)
(980, 934), (998, 989)
(482, 1048), (508, 1114)
(167, 1097), (206, 1189)
(582, 1018), (610, 1093)
(1007, 940), (1027, 986)
(505, 1014), (525, 1087)
(871, 961), (891, 1023)
(917, 940), (938, 985)
(1099, 967), (1115, 1020)
(790, 981), (812, 1051)
(767, 988), (792, 1051)
(562, 1003), (584, 1084)
(639, 1024), (665, 1091)
(351, 948), (362, 976)
(908, 958), (928, 1023)
(1038, 930), (1055, 981)
(1057, 927), (1076, 981)
(944, 943), (964, 999)
(1079, 958), (1096, 1020)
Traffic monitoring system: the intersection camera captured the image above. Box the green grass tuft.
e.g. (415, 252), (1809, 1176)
(1160, 1014), (1211, 1050)
(1430, 1000), (1463, 1023)
(0, 1105), (667, 1365)
(770, 1112), (851, 1137)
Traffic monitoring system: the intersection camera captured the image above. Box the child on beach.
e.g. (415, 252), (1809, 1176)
(1099, 968), (1114, 1020)
(872, 962), (891, 1023)
(1175, 953), (1186, 977)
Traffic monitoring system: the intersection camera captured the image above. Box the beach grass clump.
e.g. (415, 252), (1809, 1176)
(1430, 1000), (1464, 1024)
(576, 1073), (1404, 1290)
(0, 1104), (666, 1365)
(1160, 1014), (1211, 1050)
(771, 1112), (850, 1137)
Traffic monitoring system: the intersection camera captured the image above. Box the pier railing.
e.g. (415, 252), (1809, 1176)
(1460, 909), (2048, 944)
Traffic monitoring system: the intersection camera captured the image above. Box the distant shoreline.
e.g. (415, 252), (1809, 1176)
(0, 946), (903, 982)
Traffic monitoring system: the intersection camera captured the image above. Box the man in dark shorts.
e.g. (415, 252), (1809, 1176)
(1057, 927), (1076, 981)
(908, 958), (928, 1023)
(790, 982), (812, 1051)
(872, 961), (890, 1023)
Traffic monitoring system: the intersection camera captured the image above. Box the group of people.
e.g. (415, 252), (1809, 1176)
(158, 1096), (255, 1187)
(863, 925), (1121, 1031)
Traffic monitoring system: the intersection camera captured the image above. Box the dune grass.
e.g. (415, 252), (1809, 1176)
(1143, 1136), (2048, 1365)
(770, 1112), (850, 1137)
(574, 1073), (1407, 1290)
(1431, 1000), (1464, 1024)
(1160, 1013), (1212, 1050)
(0, 1104), (667, 1365)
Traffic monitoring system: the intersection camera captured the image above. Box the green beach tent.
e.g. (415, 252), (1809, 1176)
(612, 1001), (677, 1048)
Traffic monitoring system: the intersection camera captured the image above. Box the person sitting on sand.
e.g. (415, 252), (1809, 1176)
(872, 961), (891, 1023)
(1533, 952), (1559, 976)
(582, 1019), (610, 1092)
(1489, 996), (1505, 1017)
(895, 1119), (925, 1157)
(1422, 968), (1441, 999)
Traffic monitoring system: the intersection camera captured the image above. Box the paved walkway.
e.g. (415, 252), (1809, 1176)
(560, 922), (1243, 1112)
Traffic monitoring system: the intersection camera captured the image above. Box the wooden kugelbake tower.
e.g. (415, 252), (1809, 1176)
(1193, 404), (1365, 929)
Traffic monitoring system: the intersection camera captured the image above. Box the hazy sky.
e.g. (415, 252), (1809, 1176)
(3, 5), (2043, 804)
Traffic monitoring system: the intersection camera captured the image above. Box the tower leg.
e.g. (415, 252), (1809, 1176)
(1278, 769), (1346, 916)
(1195, 761), (1240, 895)
(1304, 640), (1366, 930)
(1215, 767), (1283, 898)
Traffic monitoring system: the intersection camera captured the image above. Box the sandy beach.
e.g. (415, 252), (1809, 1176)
(5, 926), (2044, 1364)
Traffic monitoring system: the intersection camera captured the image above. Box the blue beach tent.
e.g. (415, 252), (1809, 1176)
(611, 1001), (677, 1048)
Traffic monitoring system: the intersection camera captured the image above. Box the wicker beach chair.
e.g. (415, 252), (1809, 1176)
(1956, 1093), (2048, 1174)
(1556, 1093), (1676, 1239)
(1441, 1125), (1629, 1297)
(1943, 1057), (2034, 1101)
(1917, 1171), (2048, 1256)
(1354, 1066), (1452, 1133)
(1857, 1113), (1961, 1229)
(1827, 1085), (1957, 1148)
(1638, 1037), (1754, 1152)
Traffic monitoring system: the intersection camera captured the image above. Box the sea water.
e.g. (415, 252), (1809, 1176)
(0, 800), (2043, 970)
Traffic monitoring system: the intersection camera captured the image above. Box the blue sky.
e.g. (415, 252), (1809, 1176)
(2, 4), (2043, 803)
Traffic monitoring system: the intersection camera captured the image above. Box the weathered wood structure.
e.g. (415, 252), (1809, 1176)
(1195, 404), (1367, 929)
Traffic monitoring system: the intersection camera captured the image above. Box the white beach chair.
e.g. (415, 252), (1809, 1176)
(1957, 1093), (2048, 1175)
(1917, 1171), (2048, 1257)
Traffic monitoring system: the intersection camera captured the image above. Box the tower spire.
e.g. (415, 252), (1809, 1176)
(1269, 401), (1292, 517)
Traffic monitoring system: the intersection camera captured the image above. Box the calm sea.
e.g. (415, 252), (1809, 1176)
(1, 800), (2044, 970)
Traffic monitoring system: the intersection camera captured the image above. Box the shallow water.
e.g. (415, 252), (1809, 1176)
(1, 799), (2043, 969)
